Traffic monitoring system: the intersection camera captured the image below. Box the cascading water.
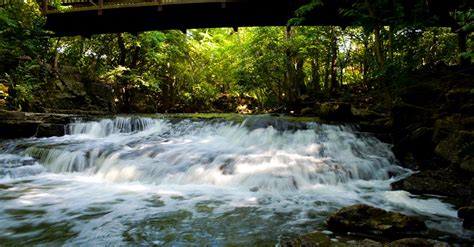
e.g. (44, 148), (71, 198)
(0, 116), (470, 245)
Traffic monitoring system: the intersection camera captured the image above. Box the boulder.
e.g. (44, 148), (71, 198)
(300, 107), (317, 116)
(391, 167), (471, 206)
(326, 204), (427, 237)
(460, 157), (474, 173)
(446, 88), (474, 115)
(432, 117), (463, 144)
(435, 131), (474, 173)
(391, 103), (434, 135)
(315, 102), (353, 121)
(355, 239), (384, 247)
(392, 127), (435, 169)
(458, 206), (474, 230)
(390, 102), (434, 145)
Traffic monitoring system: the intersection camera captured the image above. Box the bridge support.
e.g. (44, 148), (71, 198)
(154, 0), (163, 11)
(42, 0), (48, 14)
(98, 0), (103, 15)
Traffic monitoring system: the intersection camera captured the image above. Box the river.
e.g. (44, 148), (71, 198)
(0, 116), (469, 245)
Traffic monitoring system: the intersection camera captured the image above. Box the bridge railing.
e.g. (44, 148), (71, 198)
(0, 0), (237, 14)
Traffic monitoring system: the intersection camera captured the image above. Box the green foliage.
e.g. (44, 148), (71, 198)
(0, 0), (50, 110)
(288, 0), (323, 26)
(0, 0), (465, 112)
(0, 0), (49, 61)
(5, 59), (48, 110)
(451, 9), (474, 63)
(452, 9), (474, 33)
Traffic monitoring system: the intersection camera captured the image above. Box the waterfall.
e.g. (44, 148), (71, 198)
(15, 116), (405, 191)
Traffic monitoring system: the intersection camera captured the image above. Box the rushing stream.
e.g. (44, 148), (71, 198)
(0, 116), (471, 245)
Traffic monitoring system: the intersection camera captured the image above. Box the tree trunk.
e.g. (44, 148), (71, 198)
(310, 58), (321, 94)
(365, 0), (384, 69)
(324, 45), (331, 92)
(362, 37), (370, 89)
(117, 33), (127, 66)
(458, 30), (469, 66)
(52, 37), (61, 74)
(330, 34), (338, 93)
(388, 25), (394, 61)
(373, 25), (385, 70)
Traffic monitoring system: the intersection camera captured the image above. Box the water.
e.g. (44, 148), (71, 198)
(0, 116), (471, 245)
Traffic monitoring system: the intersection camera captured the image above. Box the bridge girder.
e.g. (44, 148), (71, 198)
(42, 0), (463, 36)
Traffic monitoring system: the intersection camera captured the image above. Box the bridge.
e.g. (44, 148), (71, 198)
(0, 0), (467, 36)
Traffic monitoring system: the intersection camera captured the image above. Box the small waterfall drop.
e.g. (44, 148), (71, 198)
(21, 117), (404, 191)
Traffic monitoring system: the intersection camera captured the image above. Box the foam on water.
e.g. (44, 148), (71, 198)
(0, 116), (471, 245)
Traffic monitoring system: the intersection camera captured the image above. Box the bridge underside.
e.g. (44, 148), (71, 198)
(45, 0), (461, 36)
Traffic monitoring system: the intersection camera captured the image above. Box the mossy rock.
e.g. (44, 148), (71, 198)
(326, 204), (427, 237)
(315, 102), (353, 121)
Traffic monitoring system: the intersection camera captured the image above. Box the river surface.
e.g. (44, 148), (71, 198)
(0, 116), (471, 245)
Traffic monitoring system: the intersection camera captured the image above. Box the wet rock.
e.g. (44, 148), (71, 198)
(353, 239), (383, 247)
(281, 231), (333, 247)
(0, 155), (36, 168)
(458, 206), (474, 230)
(0, 110), (75, 139)
(326, 204), (427, 237)
(391, 167), (470, 206)
(435, 131), (474, 173)
(315, 102), (353, 121)
(36, 123), (65, 138)
(0, 122), (39, 138)
(387, 238), (446, 247)
(470, 179), (474, 198)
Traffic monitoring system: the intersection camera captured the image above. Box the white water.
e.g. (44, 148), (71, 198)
(0, 116), (470, 245)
